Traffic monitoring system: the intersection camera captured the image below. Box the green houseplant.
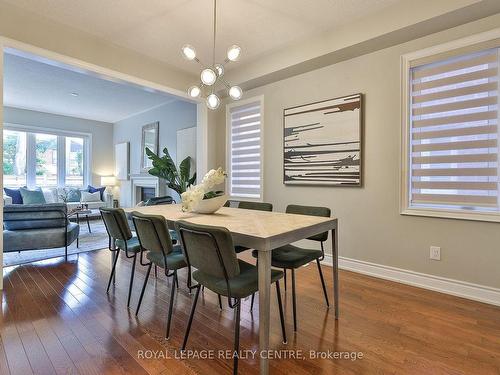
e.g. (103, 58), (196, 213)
(145, 147), (196, 196)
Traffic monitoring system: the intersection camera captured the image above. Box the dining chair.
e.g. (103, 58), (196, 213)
(251, 204), (331, 331)
(100, 207), (140, 308)
(144, 195), (176, 205)
(175, 220), (287, 375)
(131, 211), (187, 339)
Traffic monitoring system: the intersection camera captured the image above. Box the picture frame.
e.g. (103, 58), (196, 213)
(283, 93), (363, 186)
(141, 121), (159, 173)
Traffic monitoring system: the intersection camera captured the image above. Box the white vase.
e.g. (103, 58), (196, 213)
(192, 194), (228, 214)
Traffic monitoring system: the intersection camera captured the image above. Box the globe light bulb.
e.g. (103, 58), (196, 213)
(181, 44), (196, 60)
(227, 45), (241, 61)
(206, 94), (220, 110)
(187, 85), (201, 98)
(200, 68), (217, 86)
(215, 64), (224, 77)
(228, 86), (243, 100)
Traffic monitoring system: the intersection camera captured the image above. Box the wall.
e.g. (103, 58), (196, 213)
(113, 100), (197, 207)
(4, 106), (114, 186)
(216, 14), (500, 289)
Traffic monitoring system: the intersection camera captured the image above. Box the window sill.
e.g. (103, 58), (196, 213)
(228, 195), (263, 203)
(401, 207), (500, 223)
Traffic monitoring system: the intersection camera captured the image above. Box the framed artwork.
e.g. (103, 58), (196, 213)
(114, 142), (129, 180)
(141, 121), (159, 172)
(283, 93), (362, 186)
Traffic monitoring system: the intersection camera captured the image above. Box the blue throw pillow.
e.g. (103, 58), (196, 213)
(19, 187), (46, 204)
(4, 187), (23, 204)
(88, 185), (106, 201)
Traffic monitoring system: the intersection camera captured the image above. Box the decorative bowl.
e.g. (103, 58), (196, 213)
(192, 194), (228, 214)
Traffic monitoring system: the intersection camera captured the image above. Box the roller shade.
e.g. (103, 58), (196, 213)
(229, 101), (262, 199)
(410, 48), (499, 210)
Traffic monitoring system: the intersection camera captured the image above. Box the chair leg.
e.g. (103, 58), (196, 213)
(135, 263), (152, 316)
(291, 268), (297, 332)
(127, 253), (137, 308)
(165, 270), (177, 339)
(275, 281), (287, 344)
(250, 292), (255, 311)
(175, 272), (179, 289)
(316, 259), (330, 308)
(106, 250), (120, 293)
(154, 265), (158, 278)
(283, 268), (287, 291)
(181, 285), (201, 351)
(218, 294), (223, 310)
(233, 300), (241, 375)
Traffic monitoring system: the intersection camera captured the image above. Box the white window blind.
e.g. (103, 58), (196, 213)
(410, 47), (499, 212)
(228, 100), (262, 199)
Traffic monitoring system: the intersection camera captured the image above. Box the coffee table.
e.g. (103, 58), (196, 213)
(68, 208), (92, 233)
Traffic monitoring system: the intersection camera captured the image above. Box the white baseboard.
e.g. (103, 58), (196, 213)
(322, 254), (500, 307)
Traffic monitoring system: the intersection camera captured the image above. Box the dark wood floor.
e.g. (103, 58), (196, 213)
(1, 249), (499, 375)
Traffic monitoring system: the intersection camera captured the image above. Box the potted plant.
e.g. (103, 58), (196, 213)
(181, 168), (227, 213)
(145, 147), (196, 196)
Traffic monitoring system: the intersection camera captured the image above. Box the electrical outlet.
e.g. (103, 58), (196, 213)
(430, 246), (441, 261)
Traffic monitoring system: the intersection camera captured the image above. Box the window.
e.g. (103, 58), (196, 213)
(35, 133), (58, 187)
(2, 126), (89, 189)
(226, 97), (263, 200)
(402, 33), (500, 221)
(65, 137), (85, 187)
(3, 130), (27, 188)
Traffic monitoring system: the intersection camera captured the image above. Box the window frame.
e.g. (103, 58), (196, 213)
(3, 122), (91, 189)
(400, 28), (500, 222)
(225, 95), (264, 202)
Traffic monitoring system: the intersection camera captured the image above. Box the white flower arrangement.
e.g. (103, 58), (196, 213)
(181, 167), (227, 212)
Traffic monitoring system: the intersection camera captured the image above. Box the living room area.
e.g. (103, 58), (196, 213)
(2, 48), (198, 266)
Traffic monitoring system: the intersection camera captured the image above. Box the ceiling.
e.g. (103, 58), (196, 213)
(3, 52), (181, 123)
(2, 0), (402, 75)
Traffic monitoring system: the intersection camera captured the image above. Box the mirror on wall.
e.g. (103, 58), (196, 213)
(141, 122), (159, 172)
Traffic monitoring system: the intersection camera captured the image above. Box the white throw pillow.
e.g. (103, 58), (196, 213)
(42, 188), (57, 203)
(81, 191), (101, 202)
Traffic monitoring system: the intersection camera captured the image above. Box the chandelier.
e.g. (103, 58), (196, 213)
(182, 0), (242, 110)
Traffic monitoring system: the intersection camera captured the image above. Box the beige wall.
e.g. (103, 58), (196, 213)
(216, 13), (500, 289)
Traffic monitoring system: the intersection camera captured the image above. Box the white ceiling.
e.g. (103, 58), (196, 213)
(2, 0), (402, 74)
(3, 52), (180, 123)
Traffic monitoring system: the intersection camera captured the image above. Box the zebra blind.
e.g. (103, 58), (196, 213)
(229, 101), (262, 199)
(410, 47), (499, 211)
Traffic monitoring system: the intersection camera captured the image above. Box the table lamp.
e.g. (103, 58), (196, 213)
(101, 176), (116, 207)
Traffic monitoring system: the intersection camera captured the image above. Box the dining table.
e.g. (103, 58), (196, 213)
(126, 204), (339, 375)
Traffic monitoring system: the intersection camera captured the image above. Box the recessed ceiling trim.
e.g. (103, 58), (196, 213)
(228, 0), (500, 91)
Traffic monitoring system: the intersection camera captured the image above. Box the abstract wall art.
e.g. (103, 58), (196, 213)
(283, 93), (363, 186)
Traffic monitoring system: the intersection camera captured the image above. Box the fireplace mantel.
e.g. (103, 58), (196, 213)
(130, 174), (166, 206)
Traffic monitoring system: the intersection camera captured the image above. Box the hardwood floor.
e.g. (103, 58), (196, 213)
(1, 249), (499, 375)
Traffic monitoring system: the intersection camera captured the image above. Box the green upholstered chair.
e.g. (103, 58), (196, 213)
(234, 201), (273, 254)
(141, 195), (178, 243)
(131, 211), (187, 339)
(251, 204), (331, 331)
(100, 207), (140, 308)
(175, 220), (286, 375)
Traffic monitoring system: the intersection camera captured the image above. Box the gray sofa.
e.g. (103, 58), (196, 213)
(3, 187), (111, 210)
(3, 203), (80, 260)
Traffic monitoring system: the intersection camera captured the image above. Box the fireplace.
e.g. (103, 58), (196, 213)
(140, 187), (156, 202)
(130, 174), (166, 206)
